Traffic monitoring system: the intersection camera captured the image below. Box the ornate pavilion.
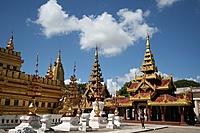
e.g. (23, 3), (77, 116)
(123, 34), (194, 124)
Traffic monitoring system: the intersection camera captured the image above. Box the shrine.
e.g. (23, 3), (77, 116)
(124, 34), (194, 124)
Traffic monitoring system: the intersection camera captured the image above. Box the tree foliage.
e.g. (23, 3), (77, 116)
(174, 79), (200, 88)
(65, 83), (87, 94)
(118, 82), (130, 97)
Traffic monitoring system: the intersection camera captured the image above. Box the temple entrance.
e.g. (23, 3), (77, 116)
(137, 103), (147, 121)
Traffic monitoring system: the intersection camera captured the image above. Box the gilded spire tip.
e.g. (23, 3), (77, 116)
(146, 33), (150, 50)
(6, 32), (14, 51)
(35, 53), (39, 76)
(73, 61), (76, 76)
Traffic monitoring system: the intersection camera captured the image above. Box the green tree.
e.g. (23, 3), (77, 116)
(65, 83), (87, 94)
(174, 79), (200, 88)
(118, 82), (130, 97)
(77, 83), (87, 94)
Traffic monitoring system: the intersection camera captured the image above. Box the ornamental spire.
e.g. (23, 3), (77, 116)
(52, 50), (65, 85)
(56, 50), (61, 63)
(46, 59), (54, 79)
(6, 32), (14, 51)
(95, 44), (98, 57)
(73, 61), (76, 76)
(35, 53), (39, 76)
(146, 33), (150, 50)
(88, 45), (103, 99)
(140, 34), (158, 74)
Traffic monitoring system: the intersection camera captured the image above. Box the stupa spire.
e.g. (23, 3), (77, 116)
(35, 53), (39, 76)
(56, 50), (61, 63)
(52, 50), (65, 85)
(140, 34), (158, 74)
(73, 61), (76, 76)
(45, 59), (54, 79)
(88, 45), (103, 99)
(6, 32), (14, 51)
(146, 33), (150, 50)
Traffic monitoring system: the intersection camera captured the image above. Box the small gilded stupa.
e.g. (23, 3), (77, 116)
(6, 34), (14, 51)
(45, 60), (54, 79)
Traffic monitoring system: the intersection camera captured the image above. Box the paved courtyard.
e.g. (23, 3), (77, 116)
(2, 123), (200, 133)
(66, 123), (200, 133)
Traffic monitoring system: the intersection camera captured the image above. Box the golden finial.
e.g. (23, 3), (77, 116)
(46, 59), (54, 79)
(56, 50), (61, 63)
(95, 44), (98, 57)
(116, 76), (118, 94)
(35, 53), (39, 76)
(73, 61), (76, 76)
(6, 31), (14, 51)
(146, 32), (150, 50)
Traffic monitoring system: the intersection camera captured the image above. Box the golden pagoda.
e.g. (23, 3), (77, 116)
(52, 50), (65, 86)
(0, 35), (66, 114)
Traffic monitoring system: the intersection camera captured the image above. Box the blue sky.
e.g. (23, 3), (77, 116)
(0, 0), (200, 94)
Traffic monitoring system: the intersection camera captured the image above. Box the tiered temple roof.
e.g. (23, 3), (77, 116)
(82, 45), (110, 109)
(126, 34), (192, 106)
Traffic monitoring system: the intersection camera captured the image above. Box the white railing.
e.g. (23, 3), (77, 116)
(0, 114), (62, 129)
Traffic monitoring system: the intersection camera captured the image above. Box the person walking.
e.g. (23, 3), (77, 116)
(140, 108), (145, 129)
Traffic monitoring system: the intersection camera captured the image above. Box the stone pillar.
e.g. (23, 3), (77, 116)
(180, 107), (185, 123)
(79, 113), (92, 132)
(126, 109), (130, 120)
(39, 114), (51, 132)
(106, 114), (116, 129)
(148, 106), (151, 121)
(194, 100), (199, 117)
(123, 107), (127, 120)
(161, 106), (165, 122)
(134, 104), (138, 121)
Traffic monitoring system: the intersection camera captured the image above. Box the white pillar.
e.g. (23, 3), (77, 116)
(194, 100), (199, 116)
(126, 109), (130, 120)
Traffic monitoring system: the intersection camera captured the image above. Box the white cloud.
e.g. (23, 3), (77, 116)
(172, 76), (180, 82)
(64, 78), (82, 85)
(34, 0), (79, 38)
(106, 79), (121, 95)
(185, 77), (198, 83)
(117, 68), (142, 84)
(157, 71), (169, 78)
(197, 75), (200, 80)
(28, 0), (158, 57)
(156, 0), (180, 10)
(79, 12), (133, 57)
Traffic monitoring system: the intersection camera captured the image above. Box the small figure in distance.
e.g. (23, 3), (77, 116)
(140, 108), (145, 129)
